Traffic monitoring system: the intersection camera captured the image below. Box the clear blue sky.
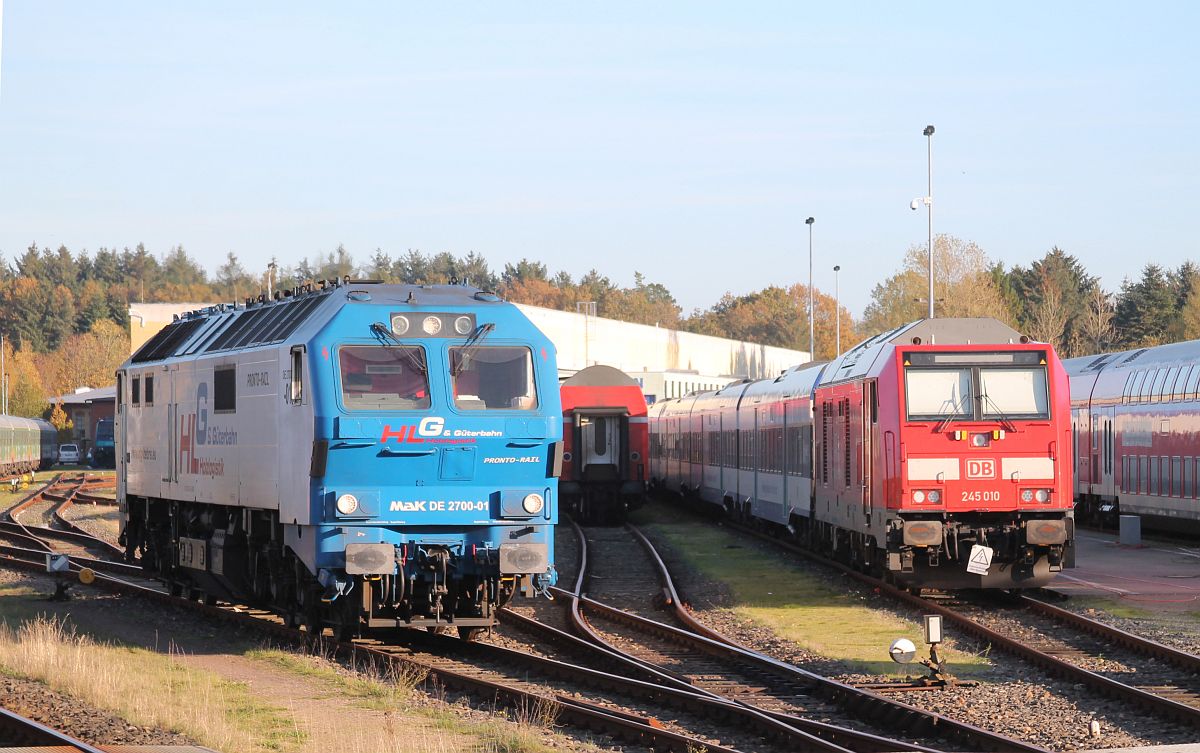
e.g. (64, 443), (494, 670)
(0, 3), (1196, 316)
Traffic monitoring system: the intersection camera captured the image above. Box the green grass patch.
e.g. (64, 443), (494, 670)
(631, 501), (990, 678)
(1065, 596), (1154, 620)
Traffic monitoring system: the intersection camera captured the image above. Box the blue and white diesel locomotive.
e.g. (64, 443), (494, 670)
(117, 280), (561, 639)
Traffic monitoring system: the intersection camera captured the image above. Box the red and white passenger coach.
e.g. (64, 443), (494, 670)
(650, 318), (1075, 590)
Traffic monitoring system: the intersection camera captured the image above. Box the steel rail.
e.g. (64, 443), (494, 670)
(566, 518), (1049, 753)
(559, 529), (857, 752)
(3, 474), (127, 562)
(0, 550), (748, 752)
(0, 706), (109, 752)
(576, 522), (1049, 753)
(499, 605), (934, 753)
(717, 517), (1200, 730)
(1020, 593), (1200, 673)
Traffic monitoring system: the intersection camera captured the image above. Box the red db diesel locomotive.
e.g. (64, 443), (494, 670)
(559, 365), (648, 524)
(650, 318), (1075, 590)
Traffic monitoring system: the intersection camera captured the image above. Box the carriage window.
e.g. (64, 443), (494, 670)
(1129, 370), (1147, 404)
(449, 346), (537, 411)
(1162, 367), (1181, 402)
(1150, 369), (1169, 403)
(1173, 366), (1192, 400)
(905, 369), (972, 420)
(339, 346), (430, 410)
(1186, 367), (1200, 400)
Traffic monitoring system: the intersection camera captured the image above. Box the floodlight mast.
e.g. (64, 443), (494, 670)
(923, 125), (935, 319)
(806, 216), (815, 361)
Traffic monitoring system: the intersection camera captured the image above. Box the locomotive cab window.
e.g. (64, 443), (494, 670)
(979, 368), (1049, 419)
(131, 376), (141, 406)
(339, 345), (430, 410)
(904, 351), (1049, 422)
(145, 375), (155, 406)
(449, 346), (537, 410)
(905, 369), (973, 421)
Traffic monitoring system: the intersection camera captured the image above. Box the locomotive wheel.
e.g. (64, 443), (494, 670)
(332, 596), (360, 642)
(302, 587), (325, 638)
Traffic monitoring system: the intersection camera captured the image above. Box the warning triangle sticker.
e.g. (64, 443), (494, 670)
(966, 544), (993, 575)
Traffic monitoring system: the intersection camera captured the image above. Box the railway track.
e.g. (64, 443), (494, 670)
(553, 519), (1049, 753)
(2, 473), (129, 568)
(706, 512), (1200, 737)
(0, 487), (757, 752)
(0, 705), (109, 752)
(0, 478), (1031, 753)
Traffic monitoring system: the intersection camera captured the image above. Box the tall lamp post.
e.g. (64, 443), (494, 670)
(833, 265), (841, 356)
(806, 216), (815, 360)
(912, 125), (935, 319)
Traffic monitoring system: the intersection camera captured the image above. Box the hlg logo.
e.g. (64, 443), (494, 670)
(381, 417), (446, 443)
(418, 417), (444, 436)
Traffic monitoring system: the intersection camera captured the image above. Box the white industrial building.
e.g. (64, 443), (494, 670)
(130, 297), (809, 402)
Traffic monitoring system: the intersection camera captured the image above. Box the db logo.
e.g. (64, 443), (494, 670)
(966, 459), (996, 479)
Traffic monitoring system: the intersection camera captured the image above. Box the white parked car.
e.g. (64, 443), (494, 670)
(58, 444), (80, 464)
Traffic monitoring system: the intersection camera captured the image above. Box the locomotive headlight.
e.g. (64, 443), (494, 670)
(422, 315), (443, 335)
(911, 490), (926, 503)
(1021, 489), (1035, 503)
(522, 493), (545, 515)
(926, 490), (941, 503)
(391, 315), (410, 335)
(336, 494), (360, 515)
(971, 433), (990, 447)
(454, 315), (473, 335)
(1035, 489), (1050, 503)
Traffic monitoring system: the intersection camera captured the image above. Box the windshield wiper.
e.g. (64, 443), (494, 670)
(370, 322), (427, 375)
(452, 322), (495, 376)
(980, 392), (1017, 433)
(933, 393), (973, 433)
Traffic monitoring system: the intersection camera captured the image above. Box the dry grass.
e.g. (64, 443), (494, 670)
(0, 615), (301, 751)
(249, 645), (568, 753)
